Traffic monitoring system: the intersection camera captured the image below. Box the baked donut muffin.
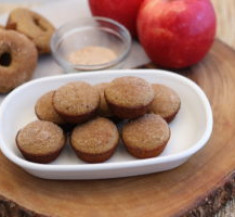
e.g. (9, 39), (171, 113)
(35, 91), (65, 125)
(53, 82), (100, 124)
(6, 8), (55, 54)
(122, 114), (170, 159)
(149, 84), (181, 122)
(0, 29), (38, 93)
(70, 117), (119, 163)
(94, 82), (112, 117)
(104, 76), (154, 119)
(16, 120), (66, 163)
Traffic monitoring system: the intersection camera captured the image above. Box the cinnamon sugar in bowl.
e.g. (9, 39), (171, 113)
(51, 17), (131, 72)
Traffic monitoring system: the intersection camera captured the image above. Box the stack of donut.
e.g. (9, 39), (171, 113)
(0, 8), (55, 93)
(16, 76), (181, 164)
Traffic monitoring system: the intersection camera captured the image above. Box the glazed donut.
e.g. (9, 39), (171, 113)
(6, 8), (55, 54)
(0, 29), (38, 93)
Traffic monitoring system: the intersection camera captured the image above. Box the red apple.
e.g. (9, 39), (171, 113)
(88, 0), (144, 37)
(137, 0), (216, 69)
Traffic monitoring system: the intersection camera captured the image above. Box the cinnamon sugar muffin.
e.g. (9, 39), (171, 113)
(70, 117), (119, 163)
(35, 91), (65, 125)
(94, 82), (112, 117)
(53, 82), (100, 124)
(104, 76), (154, 119)
(122, 114), (170, 159)
(16, 120), (66, 163)
(149, 84), (181, 122)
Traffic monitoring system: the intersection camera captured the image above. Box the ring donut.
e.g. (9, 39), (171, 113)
(0, 29), (38, 93)
(6, 8), (55, 54)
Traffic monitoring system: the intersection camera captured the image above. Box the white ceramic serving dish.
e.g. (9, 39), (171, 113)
(0, 70), (213, 180)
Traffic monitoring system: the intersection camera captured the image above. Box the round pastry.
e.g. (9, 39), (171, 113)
(94, 82), (112, 117)
(16, 120), (66, 163)
(35, 91), (65, 125)
(53, 82), (100, 124)
(104, 76), (154, 119)
(70, 117), (119, 163)
(6, 8), (55, 54)
(149, 84), (181, 122)
(122, 114), (170, 159)
(0, 29), (38, 93)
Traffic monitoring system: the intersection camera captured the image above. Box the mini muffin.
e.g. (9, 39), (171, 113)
(53, 82), (100, 124)
(35, 91), (65, 125)
(149, 84), (181, 122)
(94, 82), (112, 117)
(16, 120), (66, 163)
(70, 117), (119, 163)
(104, 76), (154, 119)
(122, 114), (170, 159)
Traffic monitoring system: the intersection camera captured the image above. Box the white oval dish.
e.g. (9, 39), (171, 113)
(0, 70), (213, 180)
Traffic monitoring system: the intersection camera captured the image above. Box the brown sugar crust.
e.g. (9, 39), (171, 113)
(70, 117), (119, 163)
(0, 29), (38, 93)
(53, 82), (100, 124)
(16, 120), (66, 163)
(104, 76), (154, 119)
(94, 82), (112, 117)
(149, 84), (181, 122)
(6, 8), (55, 54)
(122, 114), (170, 159)
(35, 91), (65, 125)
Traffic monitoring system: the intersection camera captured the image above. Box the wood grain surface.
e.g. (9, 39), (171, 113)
(203, 1), (235, 216)
(0, 39), (234, 217)
(0, 1), (235, 217)
(212, 0), (235, 49)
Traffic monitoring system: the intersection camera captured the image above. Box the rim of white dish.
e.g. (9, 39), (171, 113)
(0, 69), (213, 172)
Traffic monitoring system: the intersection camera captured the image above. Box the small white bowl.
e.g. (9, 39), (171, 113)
(0, 70), (213, 180)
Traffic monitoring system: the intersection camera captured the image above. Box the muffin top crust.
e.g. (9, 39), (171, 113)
(53, 81), (100, 116)
(105, 76), (154, 108)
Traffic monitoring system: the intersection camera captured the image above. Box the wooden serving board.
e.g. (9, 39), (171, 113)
(0, 39), (234, 217)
